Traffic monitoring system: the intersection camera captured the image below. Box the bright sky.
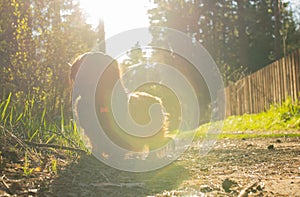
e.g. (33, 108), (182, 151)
(78, 0), (299, 39)
(78, 0), (151, 38)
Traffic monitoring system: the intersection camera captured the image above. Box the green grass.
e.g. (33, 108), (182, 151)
(0, 92), (85, 152)
(213, 133), (300, 139)
(196, 97), (300, 139)
(1, 91), (299, 152)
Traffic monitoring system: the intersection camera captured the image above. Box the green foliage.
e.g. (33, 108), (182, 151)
(121, 42), (147, 69)
(197, 97), (300, 137)
(0, 0), (103, 148)
(0, 91), (85, 152)
(23, 152), (34, 177)
(51, 159), (58, 175)
(148, 0), (300, 83)
(0, 0), (99, 105)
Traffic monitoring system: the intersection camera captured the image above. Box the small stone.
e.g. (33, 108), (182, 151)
(222, 178), (236, 193)
(200, 185), (213, 193)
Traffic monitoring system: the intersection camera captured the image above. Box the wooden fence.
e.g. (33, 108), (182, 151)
(225, 49), (300, 117)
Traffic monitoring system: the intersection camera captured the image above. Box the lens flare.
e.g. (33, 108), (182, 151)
(72, 27), (225, 172)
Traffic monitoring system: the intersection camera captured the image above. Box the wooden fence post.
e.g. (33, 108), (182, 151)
(225, 49), (300, 117)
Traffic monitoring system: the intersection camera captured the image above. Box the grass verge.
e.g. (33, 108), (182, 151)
(196, 97), (300, 139)
(0, 92), (85, 152)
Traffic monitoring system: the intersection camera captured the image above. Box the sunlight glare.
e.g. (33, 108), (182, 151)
(78, 0), (151, 38)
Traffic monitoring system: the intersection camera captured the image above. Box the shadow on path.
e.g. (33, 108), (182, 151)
(39, 154), (190, 196)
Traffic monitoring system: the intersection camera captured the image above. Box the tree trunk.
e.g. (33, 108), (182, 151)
(274, 0), (283, 58)
(237, 0), (249, 67)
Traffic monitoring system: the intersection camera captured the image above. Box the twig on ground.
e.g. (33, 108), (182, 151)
(238, 180), (260, 197)
(0, 175), (10, 191)
(0, 124), (86, 154)
(89, 182), (145, 188)
(46, 129), (79, 148)
(0, 125), (40, 162)
(24, 140), (87, 153)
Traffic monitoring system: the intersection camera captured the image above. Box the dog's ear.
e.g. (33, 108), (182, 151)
(69, 53), (89, 83)
(69, 52), (120, 85)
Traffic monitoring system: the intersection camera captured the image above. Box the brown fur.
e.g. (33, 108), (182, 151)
(69, 52), (173, 156)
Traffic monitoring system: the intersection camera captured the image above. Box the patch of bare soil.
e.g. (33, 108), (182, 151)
(175, 137), (300, 197)
(0, 136), (299, 196)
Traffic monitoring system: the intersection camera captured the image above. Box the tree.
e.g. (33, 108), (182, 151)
(237, 0), (250, 67)
(0, 0), (98, 116)
(122, 42), (146, 69)
(0, 0), (17, 96)
(4, 0), (36, 94)
(95, 19), (106, 53)
(274, 0), (283, 59)
(147, 0), (300, 82)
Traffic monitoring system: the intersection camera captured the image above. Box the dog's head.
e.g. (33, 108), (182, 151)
(69, 52), (120, 86)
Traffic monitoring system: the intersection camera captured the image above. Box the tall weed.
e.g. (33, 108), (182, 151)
(0, 91), (83, 149)
(197, 96), (300, 135)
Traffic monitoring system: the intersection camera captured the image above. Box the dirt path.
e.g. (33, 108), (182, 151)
(1, 136), (299, 196)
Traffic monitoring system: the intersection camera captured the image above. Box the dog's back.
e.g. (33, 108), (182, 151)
(69, 52), (173, 157)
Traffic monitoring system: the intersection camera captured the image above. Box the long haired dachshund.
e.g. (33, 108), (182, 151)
(69, 52), (174, 159)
